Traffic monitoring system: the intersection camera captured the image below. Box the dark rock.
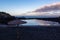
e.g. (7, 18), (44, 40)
(0, 12), (16, 24)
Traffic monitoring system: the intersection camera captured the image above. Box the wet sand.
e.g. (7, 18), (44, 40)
(0, 26), (60, 40)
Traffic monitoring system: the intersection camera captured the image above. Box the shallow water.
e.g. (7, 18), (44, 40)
(21, 19), (60, 26)
(0, 19), (60, 27)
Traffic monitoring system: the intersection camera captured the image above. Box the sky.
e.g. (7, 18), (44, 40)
(0, 0), (60, 16)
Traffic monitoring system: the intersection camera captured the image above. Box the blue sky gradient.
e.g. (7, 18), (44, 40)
(0, 0), (60, 15)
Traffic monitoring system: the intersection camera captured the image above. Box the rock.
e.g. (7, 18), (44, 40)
(0, 12), (16, 24)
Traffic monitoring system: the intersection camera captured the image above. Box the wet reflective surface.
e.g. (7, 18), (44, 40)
(21, 19), (60, 26)
(0, 19), (60, 27)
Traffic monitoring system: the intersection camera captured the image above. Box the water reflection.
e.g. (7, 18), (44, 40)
(36, 20), (60, 26)
(21, 19), (60, 26)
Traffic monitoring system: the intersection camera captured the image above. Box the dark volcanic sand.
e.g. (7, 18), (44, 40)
(0, 26), (60, 40)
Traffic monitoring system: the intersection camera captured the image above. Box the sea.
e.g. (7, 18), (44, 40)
(15, 16), (60, 26)
(0, 16), (60, 27)
(20, 19), (60, 26)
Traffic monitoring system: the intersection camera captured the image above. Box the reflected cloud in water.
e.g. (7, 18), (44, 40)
(36, 20), (60, 26)
(21, 19), (60, 26)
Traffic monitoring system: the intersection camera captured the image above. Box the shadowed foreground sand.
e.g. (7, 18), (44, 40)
(0, 26), (60, 40)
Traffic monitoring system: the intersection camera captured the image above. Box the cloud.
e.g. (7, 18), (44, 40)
(34, 2), (60, 12)
(25, 2), (60, 17)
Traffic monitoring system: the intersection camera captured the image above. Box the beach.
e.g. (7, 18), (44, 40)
(0, 19), (60, 40)
(0, 26), (60, 40)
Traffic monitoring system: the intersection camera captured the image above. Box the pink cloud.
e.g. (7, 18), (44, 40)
(34, 2), (60, 12)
